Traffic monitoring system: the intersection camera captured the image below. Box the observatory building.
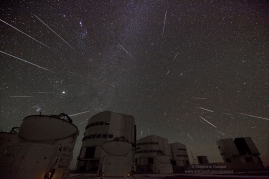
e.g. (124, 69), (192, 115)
(0, 113), (79, 179)
(135, 135), (173, 173)
(170, 142), (190, 172)
(76, 111), (136, 172)
(216, 137), (264, 171)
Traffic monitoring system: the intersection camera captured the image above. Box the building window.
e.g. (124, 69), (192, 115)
(156, 142), (158, 145)
(108, 134), (113, 138)
(94, 122), (98, 126)
(102, 134), (107, 138)
(85, 147), (96, 158)
(92, 134), (96, 139)
(105, 121), (109, 125)
(96, 134), (101, 138)
(148, 157), (154, 164)
(221, 153), (225, 155)
(99, 122), (104, 125)
(226, 158), (231, 163)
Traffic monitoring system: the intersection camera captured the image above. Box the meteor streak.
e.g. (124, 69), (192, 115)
(117, 43), (135, 60)
(192, 97), (206, 100)
(166, 71), (170, 75)
(172, 52), (179, 60)
(198, 107), (214, 112)
(200, 116), (217, 128)
(33, 92), (55, 94)
(0, 50), (54, 73)
(69, 111), (91, 117)
(162, 11), (167, 38)
(238, 113), (269, 121)
(187, 133), (194, 140)
(34, 15), (74, 49)
(0, 18), (52, 50)
(217, 130), (225, 136)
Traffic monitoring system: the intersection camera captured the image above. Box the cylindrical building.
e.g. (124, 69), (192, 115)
(0, 114), (79, 179)
(76, 111), (136, 172)
(135, 135), (172, 172)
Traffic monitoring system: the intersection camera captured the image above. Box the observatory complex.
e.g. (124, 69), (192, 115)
(0, 111), (266, 179)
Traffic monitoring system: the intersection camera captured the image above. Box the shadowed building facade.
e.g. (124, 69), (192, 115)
(216, 137), (264, 171)
(170, 142), (190, 172)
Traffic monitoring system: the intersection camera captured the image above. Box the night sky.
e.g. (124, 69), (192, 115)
(1, 0), (268, 168)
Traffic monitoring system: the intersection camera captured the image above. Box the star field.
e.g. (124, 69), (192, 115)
(1, 0), (269, 168)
